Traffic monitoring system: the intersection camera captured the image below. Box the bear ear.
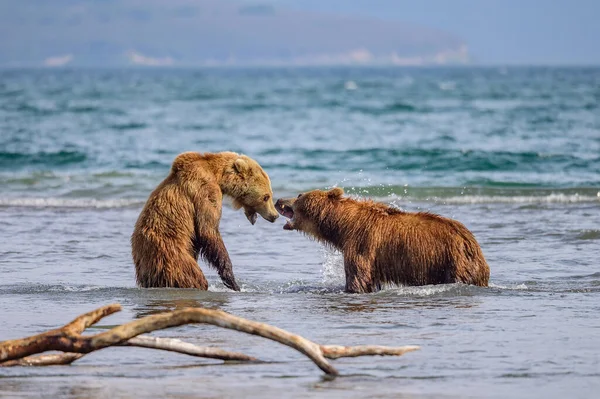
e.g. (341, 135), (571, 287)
(233, 158), (250, 175)
(328, 187), (344, 199)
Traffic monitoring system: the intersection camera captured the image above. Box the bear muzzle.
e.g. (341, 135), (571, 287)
(261, 203), (280, 223)
(265, 213), (279, 223)
(275, 198), (296, 230)
(244, 205), (279, 224)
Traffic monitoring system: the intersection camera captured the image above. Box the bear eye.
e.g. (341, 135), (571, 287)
(263, 194), (270, 202)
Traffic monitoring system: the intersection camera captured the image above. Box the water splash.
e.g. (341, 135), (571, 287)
(320, 246), (344, 285)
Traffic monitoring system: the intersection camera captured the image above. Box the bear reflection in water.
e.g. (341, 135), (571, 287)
(276, 188), (490, 293)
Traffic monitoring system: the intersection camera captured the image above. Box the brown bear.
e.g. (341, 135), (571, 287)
(131, 151), (279, 291)
(275, 188), (489, 293)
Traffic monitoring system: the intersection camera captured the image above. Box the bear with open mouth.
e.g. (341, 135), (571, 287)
(132, 151), (279, 291)
(275, 187), (490, 293)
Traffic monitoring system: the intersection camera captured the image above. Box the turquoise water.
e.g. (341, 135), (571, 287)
(0, 67), (599, 398)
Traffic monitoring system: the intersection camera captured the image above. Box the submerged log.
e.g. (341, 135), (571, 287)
(0, 353), (84, 367)
(0, 304), (419, 375)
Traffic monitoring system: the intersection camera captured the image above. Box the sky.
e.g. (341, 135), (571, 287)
(0, 0), (467, 67)
(277, 0), (600, 65)
(1, 0), (598, 66)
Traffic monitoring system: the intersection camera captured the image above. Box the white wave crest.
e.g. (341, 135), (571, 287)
(47, 284), (106, 292)
(436, 194), (599, 204)
(377, 193), (600, 204)
(488, 282), (528, 290)
(0, 197), (144, 209)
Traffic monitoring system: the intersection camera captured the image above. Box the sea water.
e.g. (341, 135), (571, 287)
(0, 67), (599, 398)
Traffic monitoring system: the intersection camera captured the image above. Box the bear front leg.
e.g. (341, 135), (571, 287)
(343, 253), (375, 293)
(194, 190), (240, 292)
(198, 232), (240, 292)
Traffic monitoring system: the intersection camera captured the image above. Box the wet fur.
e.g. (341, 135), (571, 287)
(277, 188), (490, 293)
(131, 151), (278, 290)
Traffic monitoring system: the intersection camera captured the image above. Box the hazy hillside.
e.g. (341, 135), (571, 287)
(0, 0), (469, 67)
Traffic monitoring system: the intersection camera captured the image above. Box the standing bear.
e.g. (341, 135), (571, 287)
(132, 151), (279, 290)
(275, 188), (489, 293)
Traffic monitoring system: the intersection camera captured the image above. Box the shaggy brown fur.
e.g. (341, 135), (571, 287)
(131, 151), (279, 290)
(275, 188), (489, 293)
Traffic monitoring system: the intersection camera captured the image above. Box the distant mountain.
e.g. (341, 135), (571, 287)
(0, 0), (469, 67)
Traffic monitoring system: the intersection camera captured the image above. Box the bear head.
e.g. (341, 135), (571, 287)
(228, 156), (279, 225)
(275, 187), (344, 238)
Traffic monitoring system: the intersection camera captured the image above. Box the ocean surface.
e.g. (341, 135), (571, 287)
(0, 67), (599, 398)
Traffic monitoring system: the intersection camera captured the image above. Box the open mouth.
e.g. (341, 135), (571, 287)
(277, 204), (294, 219)
(275, 203), (295, 230)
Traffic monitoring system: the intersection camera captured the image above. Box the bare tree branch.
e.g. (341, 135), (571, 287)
(121, 335), (256, 361)
(0, 335), (255, 368)
(0, 304), (121, 363)
(0, 353), (84, 367)
(321, 344), (421, 359)
(0, 304), (419, 375)
(63, 304), (122, 334)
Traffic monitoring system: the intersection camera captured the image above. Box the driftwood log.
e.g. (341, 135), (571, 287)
(0, 304), (419, 375)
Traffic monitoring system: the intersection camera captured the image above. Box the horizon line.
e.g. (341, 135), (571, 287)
(2, 63), (600, 70)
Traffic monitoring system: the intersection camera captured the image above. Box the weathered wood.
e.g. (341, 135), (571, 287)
(321, 344), (420, 359)
(0, 304), (121, 363)
(121, 335), (256, 361)
(0, 304), (419, 375)
(0, 353), (84, 367)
